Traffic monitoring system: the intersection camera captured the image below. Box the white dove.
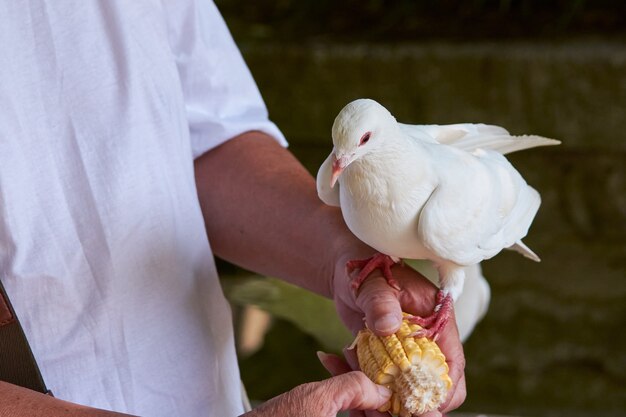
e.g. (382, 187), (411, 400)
(317, 98), (559, 339)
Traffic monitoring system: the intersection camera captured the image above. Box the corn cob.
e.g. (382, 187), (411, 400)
(353, 313), (452, 416)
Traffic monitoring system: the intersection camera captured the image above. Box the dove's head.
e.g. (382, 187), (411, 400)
(329, 99), (398, 187)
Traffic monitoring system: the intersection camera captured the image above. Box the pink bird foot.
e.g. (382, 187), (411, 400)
(346, 253), (400, 292)
(406, 291), (453, 341)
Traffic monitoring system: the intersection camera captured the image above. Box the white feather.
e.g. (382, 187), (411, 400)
(316, 99), (557, 301)
(316, 152), (340, 207)
(400, 122), (561, 155)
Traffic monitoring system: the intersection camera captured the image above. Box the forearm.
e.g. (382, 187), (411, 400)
(195, 132), (467, 412)
(194, 131), (373, 298)
(0, 382), (135, 416)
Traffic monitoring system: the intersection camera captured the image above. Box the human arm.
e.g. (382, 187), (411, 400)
(194, 131), (466, 415)
(0, 382), (135, 417)
(0, 377), (387, 417)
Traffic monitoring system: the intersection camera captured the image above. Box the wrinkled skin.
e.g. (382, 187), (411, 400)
(195, 133), (466, 417)
(244, 258), (466, 417)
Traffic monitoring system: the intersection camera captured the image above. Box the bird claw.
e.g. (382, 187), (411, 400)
(346, 253), (399, 293)
(406, 292), (453, 341)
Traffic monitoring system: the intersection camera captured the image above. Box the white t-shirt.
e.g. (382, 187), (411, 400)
(0, 1), (285, 416)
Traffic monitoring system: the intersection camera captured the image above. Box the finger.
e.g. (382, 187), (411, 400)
(322, 371), (392, 412)
(317, 351), (351, 376)
(255, 371), (392, 417)
(343, 346), (360, 371)
(364, 409), (391, 417)
(420, 411), (442, 417)
(441, 371), (466, 413)
(395, 267), (439, 316)
(322, 345), (366, 375)
(432, 311), (466, 411)
(343, 349), (392, 417)
(355, 276), (403, 336)
(336, 301), (369, 335)
(437, 313), (465, 404)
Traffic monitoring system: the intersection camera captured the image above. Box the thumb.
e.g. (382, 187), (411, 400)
(316, 352), (392, 416)
(320, 371), (392, 412)
(355, 276), (403, 336)
(246, 371), (391, 417)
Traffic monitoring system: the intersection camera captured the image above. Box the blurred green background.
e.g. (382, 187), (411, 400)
(215, 1), (626, 416)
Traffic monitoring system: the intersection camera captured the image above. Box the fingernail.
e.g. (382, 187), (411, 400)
(316, 351), (330, 363)
(376, 384), (392, 399)
(374, 314), (400, 333)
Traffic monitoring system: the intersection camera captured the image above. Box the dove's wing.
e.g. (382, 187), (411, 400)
(417, 148), (540, 265)
(316, 152), (341, 207)
(399, 123), (560, 155)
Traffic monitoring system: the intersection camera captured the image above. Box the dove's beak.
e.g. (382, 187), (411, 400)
(330, 154), (348, 188)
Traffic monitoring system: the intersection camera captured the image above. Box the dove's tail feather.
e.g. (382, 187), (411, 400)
(509, 240), (541, 262)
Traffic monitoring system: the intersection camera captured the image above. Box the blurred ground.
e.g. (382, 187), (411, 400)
(215, 2), (626, 416)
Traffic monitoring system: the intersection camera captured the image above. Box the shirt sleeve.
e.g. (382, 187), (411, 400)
(162, 0), (287, 158)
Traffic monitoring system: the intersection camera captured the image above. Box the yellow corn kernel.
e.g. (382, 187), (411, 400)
(354, 313), (452, 416)
(382, 333), (412, 372)
(391, 392), (401, 415)
(356, 332), (395, 385)
(368, 331), (401, 378)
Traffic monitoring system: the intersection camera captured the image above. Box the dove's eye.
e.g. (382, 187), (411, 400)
(359, 132), (371, 146)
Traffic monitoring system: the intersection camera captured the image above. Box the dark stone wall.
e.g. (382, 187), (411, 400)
(241, 41), (626, 416)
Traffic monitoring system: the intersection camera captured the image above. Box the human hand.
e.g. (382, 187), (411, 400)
(332, 251), (467, 416)
(241, 363), (392, 417)
(317, 350), (392, 417)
